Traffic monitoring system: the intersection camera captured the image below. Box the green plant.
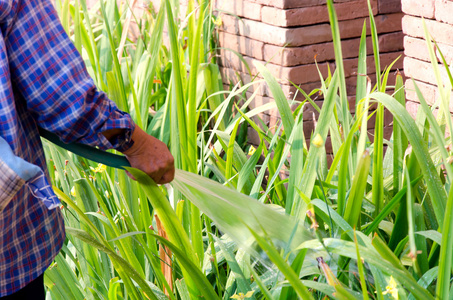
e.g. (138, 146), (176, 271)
(43, 0), (453, 299)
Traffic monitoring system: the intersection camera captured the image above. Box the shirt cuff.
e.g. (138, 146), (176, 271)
(96, 109), (136, 152)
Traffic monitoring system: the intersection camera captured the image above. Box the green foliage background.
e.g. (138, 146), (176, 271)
(43, 0), (453, 299)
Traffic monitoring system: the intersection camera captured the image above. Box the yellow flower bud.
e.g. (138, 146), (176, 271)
(312, 134), (324, 148)
(248, 145), (256, 156)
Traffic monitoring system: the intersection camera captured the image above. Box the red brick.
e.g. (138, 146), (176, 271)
(283, 63), (331, 85)
(362, 127), (393, 143)
(385, 108), (394, 128)
(367, 109), (394, 129)
(248, 0), (326, 9)
(260, 6), (287, 27)
(404, 79), (438, 106)
(247, 127), (261, 145)
(404, 56), (450, 87)
(378, 0), (401, 14)
(263, 43), (332, 66)
(345, 73), (378, 96)
(340, 13), (404, 39)
(220, 66), (325, 99)
(268, 115), (281, 131)
(248, 0), (357, 9)
(404, 36), (453, 64)
(219, 67), (267, 95)
(265, 81), (322, 101)
(301, 103), (321, 122)
(378, 50), (405, 71)
(379, 31), (405, 53)
(288, 13), (403, 46)
(435, 0), (453, 26)
(220, 14), (290, 45)
(341, 51), (404, 78)
(403, 15), (453, 48)
(401, 0), (435, 19)
(301, 119), (317, 137)
(285, 23), (333, 47)
(221, 66), (292, 99)
(214, 0), (262, 21)
(219, 50), (331, 85)
(405, 100), (420, 119)
(221, 13), (403, 47)
(218, 32), (265, 60)
(219, 67), (384, 102)
(218, 50), (258, 75)
(261, 113), (271, 126)
(406, 78), (453, 113)
(289, 74), (378, 102)
(263, 32), (404, 67)
(383, 126), (393, 140)
(265, 105), (284, 119)
(315, 96), (356, 114)
(247, 93), (272, 110)
(326, 154), (334, 165)
(282, 81), (331, 102)
(261, 0), (377, 27)
(317, 1), (376, 26)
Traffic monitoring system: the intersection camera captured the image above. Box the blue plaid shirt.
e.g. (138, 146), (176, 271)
(0, 0), (135, 296)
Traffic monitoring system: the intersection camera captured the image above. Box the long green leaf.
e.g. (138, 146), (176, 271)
(412, 80), (453, 181)
(338, 107), (369, 217)
(172, 170), (312, 251)
(248, 227), (315, 300)
(298, 238), (434, 300)
(127, 168), (202, 298)
(166, 0), (189, 171)
(186, 3), (206, 173)
(152, 235), (220, 299)
(355, 21), (368, 105)
(423, 20), (453, 150)
(393, 72), (407, 195)
(254, 61), (294, 136)
(134, 4), (166, 129)
(326, 0), (349, 137)
(127, 169), (195, 262)
(371, 92), (447, 227)
(343, 149), (371, 228)
(215, 237), (255, 299)
(286, 112), (306, 214)
(66, 227), (160, 300)
(436, 183), (453, 299)
(292, 72), (339, 218)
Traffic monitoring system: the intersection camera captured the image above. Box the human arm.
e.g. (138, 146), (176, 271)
(4, 0), (174, 182)
(5, 0), (132, 151)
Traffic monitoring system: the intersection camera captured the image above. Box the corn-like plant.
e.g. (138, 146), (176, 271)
(43, 0), (453, 299)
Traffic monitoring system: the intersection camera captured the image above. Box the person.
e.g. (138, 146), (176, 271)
(0, 0), (175, 298)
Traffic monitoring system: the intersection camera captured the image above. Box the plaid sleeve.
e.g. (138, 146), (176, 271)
(4, 0), (135, 151)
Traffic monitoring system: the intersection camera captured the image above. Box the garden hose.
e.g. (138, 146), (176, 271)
(38, 127), (131, 170)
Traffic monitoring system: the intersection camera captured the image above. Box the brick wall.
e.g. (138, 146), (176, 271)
(402, 0), (453, 117)
(85, 0), (403, 148)
(215, 0), (404, 145)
